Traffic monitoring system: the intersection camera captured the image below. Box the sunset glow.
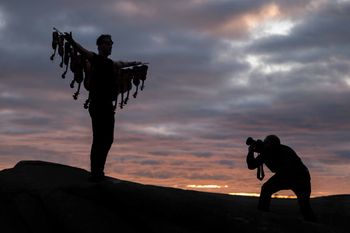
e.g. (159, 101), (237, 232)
(229, 193), (299, 199)
(187, 185), (229, 189)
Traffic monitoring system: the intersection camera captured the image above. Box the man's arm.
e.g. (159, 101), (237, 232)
(246, 146), (263, 170)
(114, 61), (142, 69)
(63, 33), (94, 61)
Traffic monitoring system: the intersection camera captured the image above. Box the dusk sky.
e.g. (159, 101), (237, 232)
(1, 0), (350, 196)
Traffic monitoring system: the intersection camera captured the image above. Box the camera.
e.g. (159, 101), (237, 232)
(246, 137), (264, 152)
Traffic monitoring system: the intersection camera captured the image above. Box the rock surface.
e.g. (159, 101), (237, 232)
(0, 160), (348, 233)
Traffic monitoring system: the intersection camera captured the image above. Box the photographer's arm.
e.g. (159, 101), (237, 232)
(246, 146), (262, 170)
(63, 33), (94, 61)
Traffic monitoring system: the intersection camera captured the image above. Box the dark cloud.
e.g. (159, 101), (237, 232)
(0, 144), (61, 157)
(217, 159), (236, 168)
(131, 170), (177, 180)
(335, 151), (350, 161)
(139, 159), (163, 165)
(191, 151), (214, 158)
(148, 150), (177, 157)
(187, 172), (232, 181)
(247, 1), (350, 62)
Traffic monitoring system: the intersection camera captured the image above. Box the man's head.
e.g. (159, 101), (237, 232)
(264, 135), (280, 150)
(96, 34), (113, 57)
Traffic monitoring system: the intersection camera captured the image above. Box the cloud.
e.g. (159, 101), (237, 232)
(247, 1), (350, 61)
(218, 159), (236, 168)
(335, 151), (350, 161)
(191, 151), (214, 158)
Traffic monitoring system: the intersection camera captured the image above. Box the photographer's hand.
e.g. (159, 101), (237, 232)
(248, 145), (255, 153)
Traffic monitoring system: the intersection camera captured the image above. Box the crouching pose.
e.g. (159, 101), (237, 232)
(246, 135), (316, 221)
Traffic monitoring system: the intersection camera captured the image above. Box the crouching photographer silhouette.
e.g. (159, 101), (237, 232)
(246, 135), (316, 221)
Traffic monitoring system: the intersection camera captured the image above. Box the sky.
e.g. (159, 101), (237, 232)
(0, 0), (350, 197)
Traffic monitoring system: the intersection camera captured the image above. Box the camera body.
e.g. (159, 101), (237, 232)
(246, 137), (264, 152)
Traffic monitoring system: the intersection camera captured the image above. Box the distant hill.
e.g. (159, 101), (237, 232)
(0, 161), (348, 233)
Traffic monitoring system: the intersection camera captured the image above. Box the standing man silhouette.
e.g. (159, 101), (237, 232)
(246, 135), (316, 221)
(64, 33), (141, 181)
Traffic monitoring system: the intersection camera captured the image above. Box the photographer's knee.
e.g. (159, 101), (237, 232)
(261, 183), (273, 196)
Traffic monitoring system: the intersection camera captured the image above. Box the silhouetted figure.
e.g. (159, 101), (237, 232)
(246, 135), (316, 221)
(64, 33), (141, 181)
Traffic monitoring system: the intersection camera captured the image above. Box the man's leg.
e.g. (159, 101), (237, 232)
(89, 105), (115, 179)
(258, 175), (287, 211)
(90, 113), (104, 178)
(96, 110), (114, 175)
(293, 181), (317, 221)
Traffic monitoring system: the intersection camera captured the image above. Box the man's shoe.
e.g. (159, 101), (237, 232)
(88, 174), (106, 182)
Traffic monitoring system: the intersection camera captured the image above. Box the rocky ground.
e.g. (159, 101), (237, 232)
(0, 160), (348, 233)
